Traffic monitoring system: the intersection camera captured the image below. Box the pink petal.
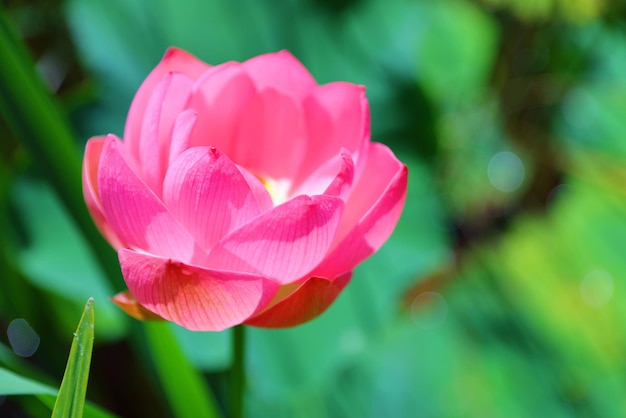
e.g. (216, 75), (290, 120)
(119, 249), (279, 331)
(242, 50), (316, 99)
(138, 73), (195, 195)
(82, 136), (124, 249)
(245, 272), (351, 328)
(232, 88), (306, 180)
(168, 109), (198, 165)
(97, 135), (201, 262)
(237, 167), (275, 212)
(291, 149), (355, 201)
(207, 195), (344, 284)
(83, 137), (105, 209)
(124, 47), (211, 160)
(162, 147), (263, 253)
(186, 64), (257, 154)
(313, 143), (408, 278)
(295, 82), (370, 185)
(111, 290), (163, 321)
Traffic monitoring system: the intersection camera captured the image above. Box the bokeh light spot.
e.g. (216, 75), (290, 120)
(487, 151), (525, 192)
(7, 319), (40, 357)
(562, 87), (595, 130)
(580, 269), (613, 308)
(411, 292), (448, 329)
(340, 328), (366, 355)
(546, 184), (572, 209)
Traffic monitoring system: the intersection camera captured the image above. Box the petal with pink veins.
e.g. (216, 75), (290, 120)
(168, 109), (198, 165)
(111, 290), (164, 321)
(82, 136), (124, 249)
(119, 249), (279, 331)
(98, 135), (201, 262)
(124, 47), (210, 159)
(186, 64), (257, 153)
(242, 50), (316, 99)
(237, 167), (275, 213)
(313, 143), (408, 278)
(162, 147), (264, 253)
(296, 82), (369, 185)
(233, 88), (306, 180)
(207, 195), (344, 284)
(290, 149), (354, 201)
(138, 73), (195, 195)
(245, 272), (351, 328)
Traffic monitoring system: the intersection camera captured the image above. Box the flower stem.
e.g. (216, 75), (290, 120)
(145, 322), (221, 418)
(230, 325), (245, 418)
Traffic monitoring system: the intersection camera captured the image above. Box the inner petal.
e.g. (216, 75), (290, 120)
(232, 88), (306, 181)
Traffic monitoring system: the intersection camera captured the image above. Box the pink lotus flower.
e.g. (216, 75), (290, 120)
(82, 48), (407, 331)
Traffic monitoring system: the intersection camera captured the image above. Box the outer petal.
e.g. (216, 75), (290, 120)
(119, 249), (279, 331)
(162, 147), (263, 253)
(313, 143), (408, 278)
(82, 136), (124, 249)
(111, 290), (163, 321)
(296, 82), (370, 185)
(207, 195), (344, 284)
(245, 272), (351, 328)
(242, 50), (316, 99)
(124, 47), (211, 159)
(186, 63), (256, 154)
(232, 88), (306, 180)
(98, 135), (201, 262)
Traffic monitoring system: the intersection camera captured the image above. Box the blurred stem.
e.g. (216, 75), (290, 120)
(230, 325), (245, 418)
(144, 322), (221, 418)
(0, 9), (123, 289)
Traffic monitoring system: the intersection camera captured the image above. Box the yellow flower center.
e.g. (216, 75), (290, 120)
(260, 177), (291, 206)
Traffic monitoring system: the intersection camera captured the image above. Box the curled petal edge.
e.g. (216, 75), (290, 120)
(245, 272), (352, 328)
(111, 290), (164, 321)
(82, 136), (124, 250)
(315, 147), (408, 279)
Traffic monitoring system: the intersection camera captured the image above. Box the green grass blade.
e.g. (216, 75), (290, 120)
(144, 322), (222, 418)
(0, 367), (117, 418)
(40, 394), (117, 418)
(52, 298), (95, 418)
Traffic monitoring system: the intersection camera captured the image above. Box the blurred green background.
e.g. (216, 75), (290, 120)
(2, 0), (626, 417)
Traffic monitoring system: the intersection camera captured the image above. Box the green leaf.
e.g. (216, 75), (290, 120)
(0, 367), (56, 396)
(52, 298), (95, 418)
(12, 179), (126, 341)
(557, 25), (626, 158)
(144, 321), (222, 418)
(0, 368), (114, 418)
(40, 395), (117, 418)
(0, 9), (123, 291)
(414, 0), (499, 106)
